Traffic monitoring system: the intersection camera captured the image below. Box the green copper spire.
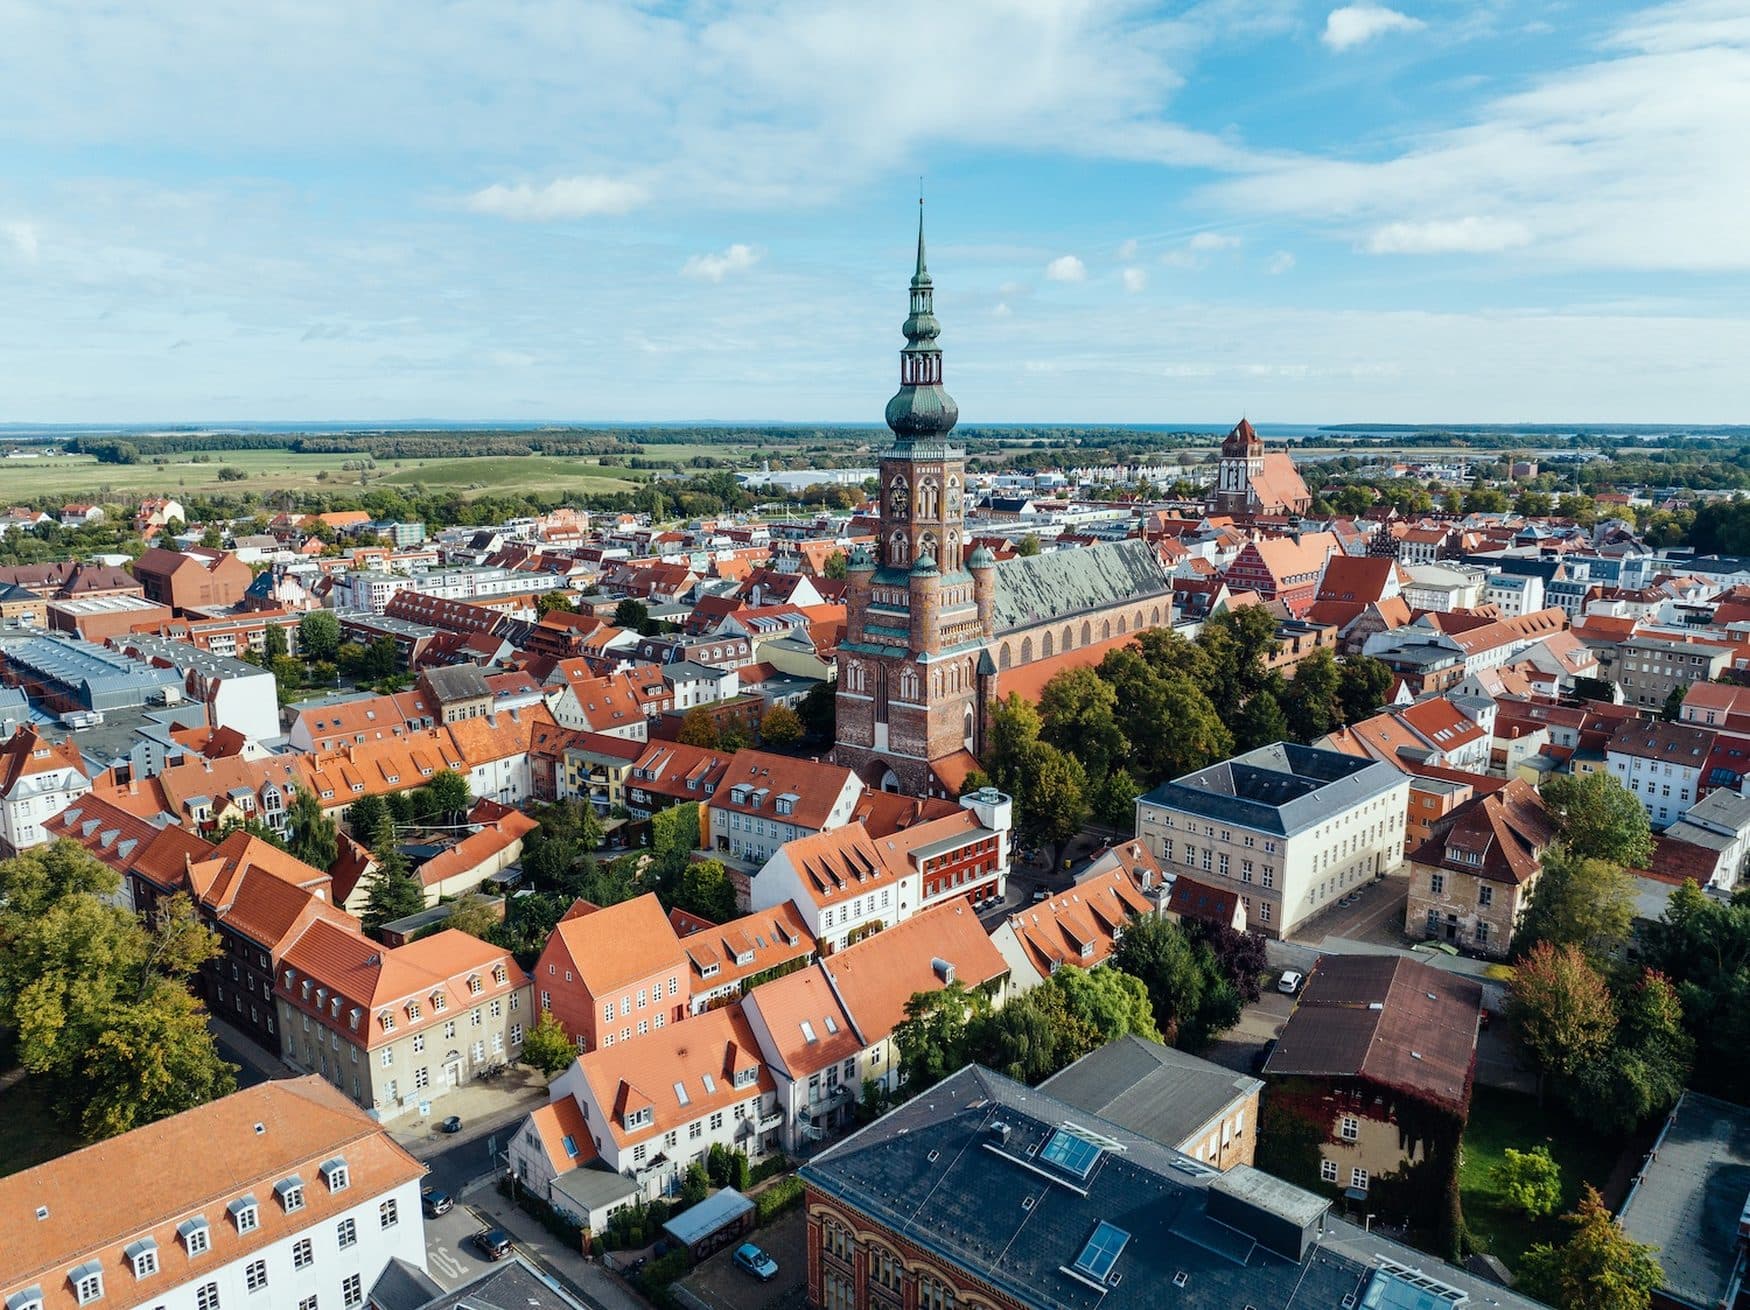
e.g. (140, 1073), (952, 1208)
(886, 200), (958, 442)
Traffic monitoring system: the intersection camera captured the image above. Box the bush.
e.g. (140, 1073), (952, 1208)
(749, 1153), (792, 1185)
(755, 1175), (804, 1224)
(590, 1236), (605, 1260)
(636, 1249), (693, 1310)
(217, 466), (247, 481)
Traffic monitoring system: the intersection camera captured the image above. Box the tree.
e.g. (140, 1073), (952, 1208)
(1233, 688), (1289, 752)
(983, 695), (1044, 798)
(680, 1161), (710, 1206)
(1571, 969), (1692, 1132)
(1091, 767), (1140, 830)
(1050, 965), (1158, 1045)
(535, 591), (575, 616)
(970, 984), (1100, 1085)
(1660, 685), (1685, 722)
(1520, 1185), (1663, 1310)
(1640, 880), (1750, 1099)
(1509, 943), (1617, 1086)
(1539, 772), (1653, 867)
(613, 598), (650, 632)
(1493, 1146), (1562, 1219)
(822, 550), (848, 580)
(270, 654), (305, 701)
(1016, 534), (1041, 557)
(1197, 606), (1280, 715)
(759, 705), (804, 748)
(677, 859), (738, 924)
(361, 816), (425, 934)
(346, 792), (389, 841)
(1282, 648), (1343, 742)
(1110, 914), (1241, 1049)
(1336, 655), (1395, 723)
(678, 707), (720, 748)
(423, 769), (473, 825)
(299, 609), (341, 662)
(892, 982), (988, 1093)
(286, 788), (338, 871)
(718, 718), (750, 752)
(1514, 847), (1637, 963)
(1038, 667), (1128, 783)
(263, 623), (289, 661)
(796, 679), (836, 741)
(439, 899), (500, 941)
(0, 844), (235, 1141)
(520, 1009), (576, 1077)
(1017, 744), (1089, 868)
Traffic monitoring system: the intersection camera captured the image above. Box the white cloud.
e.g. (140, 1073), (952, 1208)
(3, 222), (39, 262)
(681, 243), (762, 282)
(1321, 4), (1425, 52)
(1206, 2), (1750, 271)
(465, 175), (647, 221)
(1121, 266), (1148, 293)
(1263, 250), (1296, 274)
(1364, 217), (1532, 254)
(992, 302), (1012, 318)
(1117, 238), (1138, 260)
(1046, 255), (1087, 282)
(1188, 231), (1240, 251)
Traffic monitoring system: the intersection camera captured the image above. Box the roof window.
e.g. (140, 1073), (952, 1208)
(1071, 1221), (1130, 1286)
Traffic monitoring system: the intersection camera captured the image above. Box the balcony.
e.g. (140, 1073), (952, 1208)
(757, 1111), (785, 1133)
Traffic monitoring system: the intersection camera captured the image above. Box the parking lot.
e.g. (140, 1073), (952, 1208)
(676, 1208), (808, 1310)
(1285, 871), (1410, 949)
(423, 1200), (499, 1289)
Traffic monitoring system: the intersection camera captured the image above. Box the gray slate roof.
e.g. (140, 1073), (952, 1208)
(991, 539), (1170, 634)
(1139, 742), (1405, 838)
(419, 662), (491, 703)
(1040, 1036), (1261, 1152)
(803, 1064), (1548, 1310)
(1617, 1090), (1750, 1309)
(407, 1257), (587, 1310)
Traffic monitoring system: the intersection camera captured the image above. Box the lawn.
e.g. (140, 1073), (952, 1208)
(1458, 1085), (1623, 1271)
(378, 455), (641, 495)
(0, 1074), (80, 1178)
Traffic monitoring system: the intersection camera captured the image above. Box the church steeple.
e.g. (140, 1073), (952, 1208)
(886, 199), (958, 442)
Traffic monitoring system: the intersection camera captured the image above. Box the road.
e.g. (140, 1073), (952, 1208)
(979, 828), (1120, 929)
(403, 1098), (537, 1197)
(424, 1202), (498, 1289)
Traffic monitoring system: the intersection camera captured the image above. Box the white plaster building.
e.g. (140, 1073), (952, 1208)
(0, 726), (91, 857)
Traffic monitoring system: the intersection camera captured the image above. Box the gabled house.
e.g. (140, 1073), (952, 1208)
(1402, 778), (1553, 957)
(532, 893), (688, 1055)
(988, 864), (1155, 991)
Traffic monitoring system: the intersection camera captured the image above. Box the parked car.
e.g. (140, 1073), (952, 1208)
(421, 1189), (453, 1218)
(475, 1228), (513, 1261)
(733, 1243), (779, 1282)
(440, 1115), (463, 1133)
(1277, 970), (1304, 995)
(1031, 888), (1048, 903)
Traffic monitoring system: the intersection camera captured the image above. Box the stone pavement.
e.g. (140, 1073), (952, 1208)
(467, 1190), (649, 1310)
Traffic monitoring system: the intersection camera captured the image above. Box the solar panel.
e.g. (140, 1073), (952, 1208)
(1040, 1128), (1103, 1179)
(1072, 1221), (1130, 1283)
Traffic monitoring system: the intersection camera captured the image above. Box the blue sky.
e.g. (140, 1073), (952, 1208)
(2, 0), (1748, 425)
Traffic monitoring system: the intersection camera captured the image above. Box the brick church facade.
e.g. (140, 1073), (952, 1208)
(834, 211), (1175, 799)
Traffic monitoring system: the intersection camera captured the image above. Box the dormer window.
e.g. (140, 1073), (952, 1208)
(178, 1218), (210, 1256)
(407, 1000), (421, 1021)
(493, 965), (508, 986)
(623, 1107), (653, 1129)
(432, 992), (447, 1012)
(380, 1011), (395, 1032)
(468, 976), (483, 996)
(68, 1264), (103, 1306)
(734, 950), (754, 967)
(699, 962), (720, 979)
(348, 1007), (361, 1030)
(229, 1195), (259, 1233)
(1079, 941), (1094, 959)
(734, 1067), (757, 1088)
(6, 1287), (44, 1310)
(124, 1238), (158, 1279)
(275, 1177), (305, 1212)
(320, 1158), (350, 1192)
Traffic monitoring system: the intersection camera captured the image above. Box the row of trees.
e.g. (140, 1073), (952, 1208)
(976, 610), (1395, 860)
(892, 914), (1264, 1094)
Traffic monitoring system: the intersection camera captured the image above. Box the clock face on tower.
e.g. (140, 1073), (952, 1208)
(889, 483), (909, 518)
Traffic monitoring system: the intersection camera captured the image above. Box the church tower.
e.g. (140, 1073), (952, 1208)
(1214, 418), (1265, 516)
(834, 207), (993, 796)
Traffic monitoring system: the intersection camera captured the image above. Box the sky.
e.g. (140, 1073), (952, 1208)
(2, 0), (1748, 426)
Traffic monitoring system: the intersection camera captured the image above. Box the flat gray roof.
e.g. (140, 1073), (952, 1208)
(1140, 742), (1405, 838)
(1040, 1036), (1260, 1153)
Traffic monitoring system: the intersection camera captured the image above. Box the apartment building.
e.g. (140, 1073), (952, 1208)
(547, 1003), (779, 1198)
(1136, 743), (1408, 938)
(131, 547), (253, 612)
(0, 1077), (426, 1310)
(277, 925), (532, 1120)
(989, 863), (1155, 991)
(676, 901), (817, 1014)
(1403, 778), (1553, 957)
(1613, 635), (1733, 713)
(533, 894), (688, 1055)
(0, 724), (91, 855)
(1606, 718), (1717, 830)
(705, 750), (863, 869)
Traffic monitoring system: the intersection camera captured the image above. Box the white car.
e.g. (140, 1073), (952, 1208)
(1277, 970), (1305, 995)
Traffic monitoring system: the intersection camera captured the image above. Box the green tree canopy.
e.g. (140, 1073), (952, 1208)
(1110, 914), (1244, 1049)
(1336, 655), (1395, 723)
(1539, 772), (1653, 867)
(423, 769), (473, 824)
(892, 981), (989, 1093)
(1509, 942), (1617, 1084)
(346, 792), (389, 842)
(361, 815), (425, 934)
(613, 598), (650, 632)
(298, 609), (341, 662)
(1639, 880), (1750, 1098)
(1038, 666), (1128, 784)
(1050, 965), (1158, 1045)
(520, 1009), (576, 1077)
(677, 859), (738, 924)
(1234, 687), (1290, 752)
(1283, 647), (1344, 742)
(1520, 1185), (1663, 1310)
(678, 706), (720, 748)
(1493, 1146), (1562, 1219)
(759, 704), (804, 747)
(1514, 846), (1637, 963)
(286, 788), (338, 871)
(1571, 969), (1692, 1132)
(795, 679), (836, 741)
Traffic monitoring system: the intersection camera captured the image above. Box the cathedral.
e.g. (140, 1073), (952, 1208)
(1206, 418), (1313, 518)
(833, 212), (1175, 797)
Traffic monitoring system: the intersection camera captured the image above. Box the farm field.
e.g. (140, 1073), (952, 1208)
(0, 449), (642, 503)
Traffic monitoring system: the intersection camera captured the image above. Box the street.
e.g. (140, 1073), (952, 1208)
(423, 1202), (498, 1288)
(979, 828), (1118, 929)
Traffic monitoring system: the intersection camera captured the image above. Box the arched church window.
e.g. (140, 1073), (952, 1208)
(1042, 632), (1054, 658)
(918, 478), (939, 519)
(919, 531), (937, 562)
(1118, 615), (1128, 635)
(1021, 637), (1033, 663)
(890, 532), (909, 568)
(999, 645), (1012, 671)
(1082, 620), (1092, 645)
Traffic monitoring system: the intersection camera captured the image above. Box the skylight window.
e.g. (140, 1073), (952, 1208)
(800, 1021), (817, 1043)
(1039, 1128), (1104, 1180)
(701, 1073), (716, 1094)
(674, 1081), (690, 1106)
(1071, 1221), (1130, 1284)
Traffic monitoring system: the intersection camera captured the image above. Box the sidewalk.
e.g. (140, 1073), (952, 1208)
(469, 1190), (648, 1310)
(209, 1015), (293, 1085)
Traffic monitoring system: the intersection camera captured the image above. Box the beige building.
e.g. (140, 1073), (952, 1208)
(1041, 1036), (1261, 1171)
(1404, 778), (1553, 957)
(277, 924), (533, 1120)
(1136, 743), (1408, 938)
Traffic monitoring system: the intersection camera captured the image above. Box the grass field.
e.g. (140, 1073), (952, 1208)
(1458, 1086), (1623, 1271)
(0, 449), (643, 503)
